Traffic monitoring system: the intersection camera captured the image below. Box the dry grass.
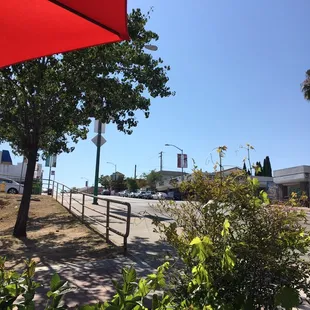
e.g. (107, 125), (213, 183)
(0, 194), (120, 268)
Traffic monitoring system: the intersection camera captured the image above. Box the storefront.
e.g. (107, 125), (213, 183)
(273, 166), (310, 200)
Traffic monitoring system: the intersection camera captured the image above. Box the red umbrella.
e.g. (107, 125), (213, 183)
(0, 0), (129, 68)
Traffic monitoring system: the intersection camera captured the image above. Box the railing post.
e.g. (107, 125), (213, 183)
(52, 181), (55, 198)
(106, 201), (110, 243)
(82, 194), (85, 222)
(69, 190), (72, 211)
(61, 185), (64, 206)
(124, 203), (131, 254)
(56, 183), (59, 202)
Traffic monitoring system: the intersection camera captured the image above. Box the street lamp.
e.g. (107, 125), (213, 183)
(81, 177), (89, 193)
(144, 44), (158, 51)
(165, 143), (184, 181)
(107, 162), (117, 173)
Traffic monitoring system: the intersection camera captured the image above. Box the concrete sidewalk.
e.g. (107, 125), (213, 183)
(34, 255), (154, 308)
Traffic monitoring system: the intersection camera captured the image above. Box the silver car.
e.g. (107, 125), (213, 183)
(0, 177), (24, 194)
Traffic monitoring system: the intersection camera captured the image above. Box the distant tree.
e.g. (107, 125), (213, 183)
(111, 174), (126, 192)
(254, 162), (259, 176)
(127, 178), (139, 192)
(99, 175), (111, 188)
(262, 158), (266, 176)
(254, 161), (263, 176)
(243, 162), (247, 173)
(301, 69), (310, 101)
(262, 156), (272, 177)
(265, 156), (272, 177)
(136, 178), (148, 189)
(71, 187), (78, 193)
(142, 170), (162, 191)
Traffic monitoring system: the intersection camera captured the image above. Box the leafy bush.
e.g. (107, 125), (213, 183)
(0, 232), (306, 310)
(0, 257), (75, 309)
(154, 167), (310, 309)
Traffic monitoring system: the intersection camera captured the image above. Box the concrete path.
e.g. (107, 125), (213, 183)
(31, 193), (173, 308)
(58, 193), (175, 269)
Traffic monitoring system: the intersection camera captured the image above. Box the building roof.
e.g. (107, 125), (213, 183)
(159, 170), (188, 177)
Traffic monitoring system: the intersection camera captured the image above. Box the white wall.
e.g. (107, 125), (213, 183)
(0, 162), (42, 181)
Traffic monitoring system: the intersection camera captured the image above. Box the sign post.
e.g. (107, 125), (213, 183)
(46, 155), (57, 195)
(92, 120), (106, 204)
(177, 153), (188, 181)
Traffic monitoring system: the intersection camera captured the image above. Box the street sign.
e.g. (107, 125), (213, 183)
(45, 155), (57, 167)
(94, 120), (106, 134)
(51, 170), (55, 176)
(91, 134), (106, 147)
(177, 154), (188, 168)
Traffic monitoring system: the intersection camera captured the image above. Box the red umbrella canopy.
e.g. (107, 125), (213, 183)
(0, 0), (129, 68)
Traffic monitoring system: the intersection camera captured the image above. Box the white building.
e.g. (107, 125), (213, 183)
(0, 150), (42, 182)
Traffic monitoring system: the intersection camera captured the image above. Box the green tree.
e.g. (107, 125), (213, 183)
(262, 156), (272, 177)
(265, 156), (272, 177)
(127, 178), (139, 192)
(301, 69), (310, 100)
(254, 161), (263, 176)
(136, 178), (148, 189)
(242, 162), (247, 173)
(142, 170), (162, 191)
(0, 9), (173, 237)
(111, 174), (126, 192)
(99, 175), (111, 189)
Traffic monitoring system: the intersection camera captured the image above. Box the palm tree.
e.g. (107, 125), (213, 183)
(301, 70), (310, 100)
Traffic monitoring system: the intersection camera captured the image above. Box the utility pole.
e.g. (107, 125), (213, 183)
(93, 120), (102, 205)
(159, 151), (163, 171)
(134, 165), (137, 179)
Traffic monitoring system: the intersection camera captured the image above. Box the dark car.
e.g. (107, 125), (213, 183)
(101, 189), (111, 195)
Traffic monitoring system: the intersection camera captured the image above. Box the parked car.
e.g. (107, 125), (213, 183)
(101, 189), (110, 195)
(141, 191), (155, 199)
(119, 190), (130, 197)
(152, 192), (168, 200)
(137, 190), (146, 198)
(129, 192), (137, 198)
(0, 177), (23, 194)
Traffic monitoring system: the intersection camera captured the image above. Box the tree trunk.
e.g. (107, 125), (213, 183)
(13, 148), (38, 238)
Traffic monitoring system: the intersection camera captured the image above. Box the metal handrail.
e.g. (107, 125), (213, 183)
(41, 179), (131, 252)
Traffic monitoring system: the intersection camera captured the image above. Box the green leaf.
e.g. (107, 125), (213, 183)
(221, 219), (230, 237)
(79, 305), (98, 310)
(190, 237), (202, 245)
(252, 178), (259, 187)
(5, 283), (17, 296)
(50, 273), (61, 292)
(274, 287), (300, 309)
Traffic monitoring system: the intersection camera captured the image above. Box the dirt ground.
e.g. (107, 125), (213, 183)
(0, 194), (120, 268)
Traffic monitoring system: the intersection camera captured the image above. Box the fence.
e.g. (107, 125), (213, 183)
(41, 179), (131, 252)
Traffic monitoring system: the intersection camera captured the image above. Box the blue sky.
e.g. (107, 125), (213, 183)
(2, 0), (310, 187)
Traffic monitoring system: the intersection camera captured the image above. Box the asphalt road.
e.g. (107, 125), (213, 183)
(99, 195), (171, 218)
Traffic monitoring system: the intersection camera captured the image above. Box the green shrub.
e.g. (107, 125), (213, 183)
(0, 233), (305, 310)
(153, 168), (310, 309)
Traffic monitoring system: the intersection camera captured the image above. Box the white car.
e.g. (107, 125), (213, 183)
(0, 177), (24, 194)
(152, 192), (168, 200)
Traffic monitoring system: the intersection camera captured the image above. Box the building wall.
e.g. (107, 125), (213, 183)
(0, 162), (42, 182)
(273, 166), (310, 200)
